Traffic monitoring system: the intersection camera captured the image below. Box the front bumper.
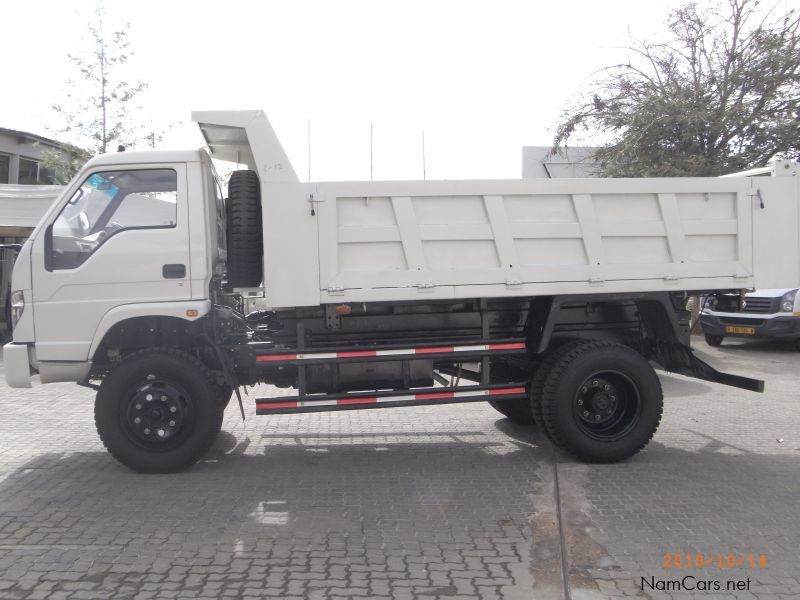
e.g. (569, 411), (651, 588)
(3, 343), (32, 388)
(699, 314), (800, 340)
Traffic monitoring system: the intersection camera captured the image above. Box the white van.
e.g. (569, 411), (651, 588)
(699, 288), (800, 349)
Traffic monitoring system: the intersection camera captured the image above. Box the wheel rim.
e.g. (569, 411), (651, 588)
(572, 371), (641, 441)
(122, 374), (193, 450)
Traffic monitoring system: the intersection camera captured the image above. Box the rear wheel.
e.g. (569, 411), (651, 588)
(538, 341), (663, 462)
(488, 398), (535, 425)
(704, 334), (724, 347)
(95, 349), (224, 473)
(530, 340), (588, 445)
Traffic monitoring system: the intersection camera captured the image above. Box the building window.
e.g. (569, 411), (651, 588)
(18, 157), (40, 184)
(0, 154), (9, 184)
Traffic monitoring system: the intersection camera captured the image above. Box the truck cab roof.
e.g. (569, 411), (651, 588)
(86, 149), (204, 168)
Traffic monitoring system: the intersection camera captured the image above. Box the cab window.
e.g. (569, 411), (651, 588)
(48, 169), (177, 270)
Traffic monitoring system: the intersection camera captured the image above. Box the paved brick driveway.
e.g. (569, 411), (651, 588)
(0, 338), (798, 599)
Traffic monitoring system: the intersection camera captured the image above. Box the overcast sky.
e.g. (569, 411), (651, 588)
(1, 0), (751, 181)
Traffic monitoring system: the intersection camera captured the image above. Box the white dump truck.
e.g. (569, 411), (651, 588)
(4, 110), (799, 472)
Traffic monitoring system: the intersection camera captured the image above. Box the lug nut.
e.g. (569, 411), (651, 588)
(592, 380), (598, 386)
(603, 384), (610, 391)
(135, 404), (142, 410)
(145, 394), (152, 401)
(169, 420), (176, 427)
(161, 395), (167, 401)
(157, 429), (165, 437)
(595, 414), (601, 420)
(577, 399), (583, 406)
(143, 428), (151, 435)
(170, 406), (177, 413)
(583, 410), (589, 417)
(581, 386), (587, 393)
(134, 417), (141, 424)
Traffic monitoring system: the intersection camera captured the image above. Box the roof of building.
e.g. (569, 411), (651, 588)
(0, 127), (70, 150)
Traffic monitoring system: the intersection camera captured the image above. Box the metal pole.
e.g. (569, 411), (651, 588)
(422, 131), (426, 180)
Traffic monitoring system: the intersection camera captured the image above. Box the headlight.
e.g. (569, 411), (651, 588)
(780, 289), (798, 313)
(10, 290), (24, 329)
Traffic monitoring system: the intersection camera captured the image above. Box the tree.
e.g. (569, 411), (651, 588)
(51, 1), (150, 170)
(552, 0), (800, 177)
(36, 145), (93, 185)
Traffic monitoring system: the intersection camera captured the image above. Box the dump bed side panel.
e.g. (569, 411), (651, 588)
(751, 175), (800, 290)
(193, 111), (799, 309)
(307, 177), (768, 305)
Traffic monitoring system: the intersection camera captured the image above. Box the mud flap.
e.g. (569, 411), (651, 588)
(655, 342), (764, 392)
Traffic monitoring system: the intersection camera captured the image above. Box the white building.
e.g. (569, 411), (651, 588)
(0, 127), (70, 185)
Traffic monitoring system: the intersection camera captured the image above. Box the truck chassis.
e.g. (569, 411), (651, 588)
(83, 287), (762, 472)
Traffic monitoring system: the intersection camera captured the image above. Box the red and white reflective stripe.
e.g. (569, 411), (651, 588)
(256, 342), (525, 363)
(256, 386), (526, 410)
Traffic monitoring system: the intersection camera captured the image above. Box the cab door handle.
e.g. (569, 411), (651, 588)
(162, 264), (186, 279)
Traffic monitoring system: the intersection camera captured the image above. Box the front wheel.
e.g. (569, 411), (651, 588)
(704, 334), (724, 347)
(539, 341), (663, 463)
(95, 349), (224, 473)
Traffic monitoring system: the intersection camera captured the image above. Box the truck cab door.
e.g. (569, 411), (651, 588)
(30, 165), (191, 362)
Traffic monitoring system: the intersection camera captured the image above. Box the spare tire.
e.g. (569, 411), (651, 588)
(226, 170), (263, 288)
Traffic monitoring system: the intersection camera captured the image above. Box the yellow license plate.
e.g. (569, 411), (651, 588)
(725, 326), (755, 335)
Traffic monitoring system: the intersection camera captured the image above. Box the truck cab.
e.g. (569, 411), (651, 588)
(4, 149), (226, 387)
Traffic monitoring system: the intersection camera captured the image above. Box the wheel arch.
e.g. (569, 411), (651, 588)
(526, 292), (690, 355)
(89, 301), (212, 362)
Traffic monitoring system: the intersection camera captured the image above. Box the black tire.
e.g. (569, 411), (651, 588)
(704, 334), (723, 347)
(530, 340), (588, 446)
(216, 386), (234, 409)
(95, 348), (224, 473)
(539, 341), (663, 463)
(226, 170), (263, 288)
(488, 398), (535, 425)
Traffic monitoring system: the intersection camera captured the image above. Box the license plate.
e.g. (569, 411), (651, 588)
(725, 326), (755, 335)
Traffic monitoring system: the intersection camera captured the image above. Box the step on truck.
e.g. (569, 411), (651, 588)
(4, 110), (799, 472)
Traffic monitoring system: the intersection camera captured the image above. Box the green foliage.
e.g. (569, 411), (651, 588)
(52, 2), (149, 155)
(553, 0), (800, 177)
(37, 145), (93, 185)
